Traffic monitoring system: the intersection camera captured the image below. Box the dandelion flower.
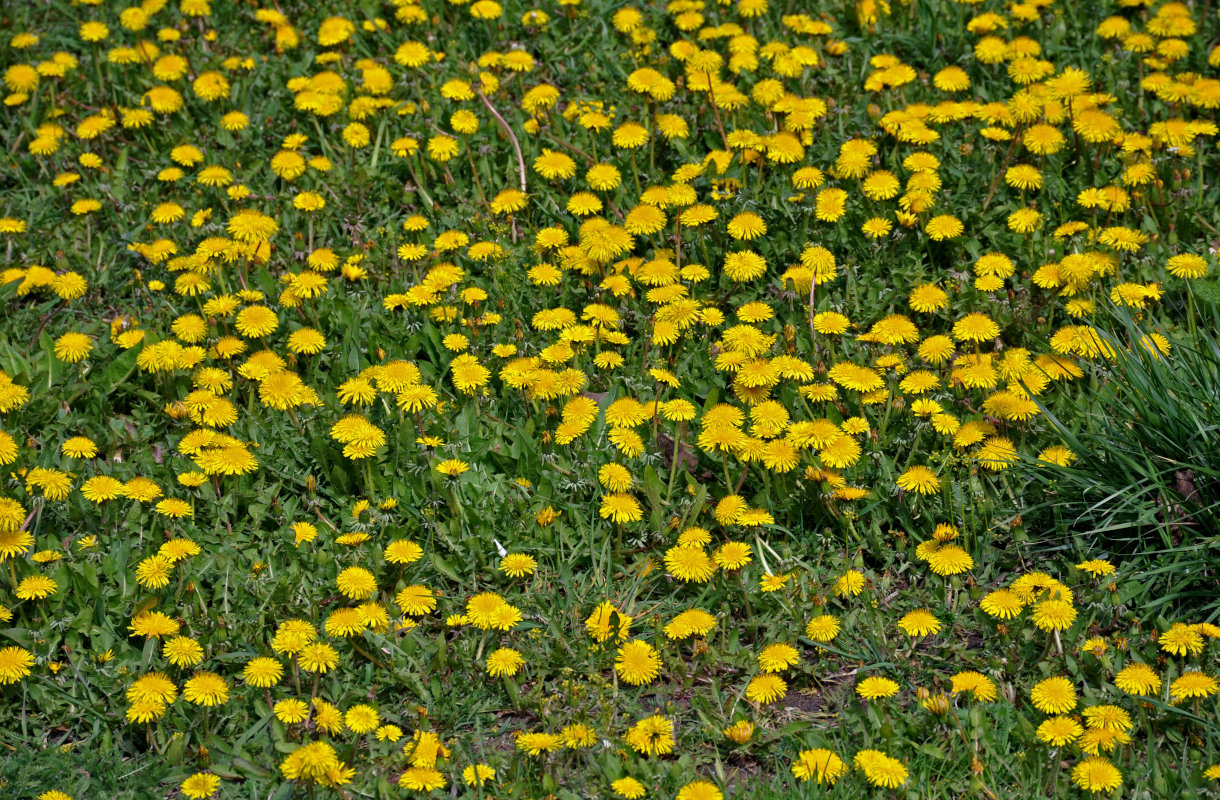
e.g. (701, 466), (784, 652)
(1032, 599), (1077, 632)
(676, 780), (722, 800)
(1072, 758), (1122, 793)
(804, 615), (841, 643)
(242, 657), (283, 688)
(791, 748), (845, 784)
(1037, 716), (1083, 746)
(856, 676), (900, 700)
(0, 646), (34, 684)
(896, 466), (940, 495)
(664, 545), (716, 582)
(335, 566), (377, 600)
(980, 589), (1024, 619)
(615, 640), (661, 685)
(853, 749), (908, 788)
(16, 575), (57, 600)
(1114, 663), (1161, 696)
(757, 643), (799, 673)
(1031, 676), (1077, 714)
(612, 777), (647, 798)
(745, 673), (786, 704)
(1170, 672), (1218, 702)
(1160, 623), (1205, 657)
(182, 671), (229, 706)
(499, 553), (537, 578)
(486, 647), (525, 677)
(898, 609), (940, 638)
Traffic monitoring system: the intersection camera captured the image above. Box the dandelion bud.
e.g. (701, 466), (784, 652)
(922, 693), (949, 716)
(723, 720), (754, 744)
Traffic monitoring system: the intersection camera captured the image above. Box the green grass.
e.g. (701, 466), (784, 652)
(0, 742), (168, 800)
(1019, 303), (1220, 617)
(1, 0), (1220, 798)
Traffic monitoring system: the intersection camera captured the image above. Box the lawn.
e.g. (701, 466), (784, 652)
(1, 0), (1219, 798)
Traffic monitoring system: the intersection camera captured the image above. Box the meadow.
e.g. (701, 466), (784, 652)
(1, 0), (1219, 798)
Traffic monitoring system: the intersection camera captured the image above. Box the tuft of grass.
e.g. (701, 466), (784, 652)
(1020, 304), (1220, 615)
(0, 742), (168, 800)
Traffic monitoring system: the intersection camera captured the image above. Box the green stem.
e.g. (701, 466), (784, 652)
(665, 424), (684, 504)
(1186, 284), (1197, 339)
